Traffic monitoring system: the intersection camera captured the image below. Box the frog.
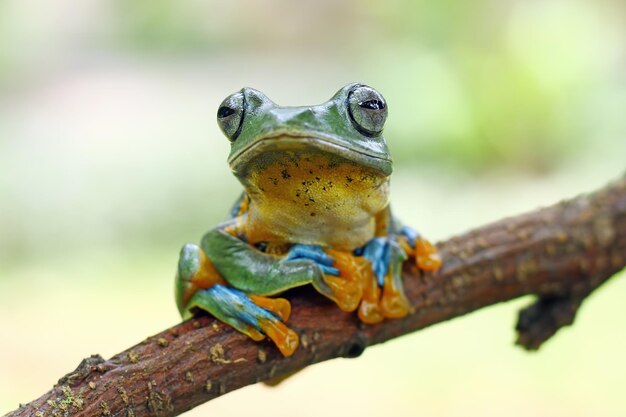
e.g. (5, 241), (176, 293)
(175, 83), (441, 357)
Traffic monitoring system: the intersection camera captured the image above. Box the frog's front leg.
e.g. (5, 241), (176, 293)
(285, 244), (366, 312)
(201, 229), (337, 299)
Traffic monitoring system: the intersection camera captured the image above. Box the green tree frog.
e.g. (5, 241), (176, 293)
(175, 83), (441, 356)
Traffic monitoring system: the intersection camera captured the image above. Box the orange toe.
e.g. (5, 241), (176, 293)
(358, 298), (384, 324)
(357, 264), (384, 324)
(380, 273), (411, 319)
(415, 239), (442, 272)
(244, 326), (266, 342)
(250, 295), (292, 321)
(258, 319), (299, 357)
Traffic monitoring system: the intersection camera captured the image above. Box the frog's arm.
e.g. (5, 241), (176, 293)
(199, 222), (333, 297)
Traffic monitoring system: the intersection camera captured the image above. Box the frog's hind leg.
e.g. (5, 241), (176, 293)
(380, 241), (412, 319)
(175, 243), (225, 317)
(398, 226), (442, 272)
(187, 285), (299, 357)
(358, 263), (384, 324)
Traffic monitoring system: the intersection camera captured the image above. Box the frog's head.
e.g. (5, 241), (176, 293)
(217, 83), (392, 179)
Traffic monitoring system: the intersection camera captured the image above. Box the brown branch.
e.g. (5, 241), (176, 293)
(6, 176), (626, 417)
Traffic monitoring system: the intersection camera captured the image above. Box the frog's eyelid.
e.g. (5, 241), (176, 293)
(232, 91), (247, 141)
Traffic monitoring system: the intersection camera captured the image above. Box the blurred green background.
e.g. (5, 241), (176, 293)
(1, 0), (625, 415)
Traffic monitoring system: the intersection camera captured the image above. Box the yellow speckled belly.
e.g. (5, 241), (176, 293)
(240, 149), (390, 251)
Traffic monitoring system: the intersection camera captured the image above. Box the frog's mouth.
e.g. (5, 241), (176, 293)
(228, 134), (393, 177)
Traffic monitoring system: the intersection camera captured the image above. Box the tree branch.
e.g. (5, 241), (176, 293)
(6, 176), (626, 417)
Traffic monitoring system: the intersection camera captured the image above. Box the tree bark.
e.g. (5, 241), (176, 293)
(6, 176), (626, 417)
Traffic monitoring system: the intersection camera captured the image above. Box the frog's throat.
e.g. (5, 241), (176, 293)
(228, 134), (393, 177)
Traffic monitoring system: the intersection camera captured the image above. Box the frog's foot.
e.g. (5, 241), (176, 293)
(357, 259), (384, 324)
(358, 237), (411, 319)
(380, 266), (411, 318)
(175, 243), (225, 317)
(188, 285), (299, 357)
(415, 239), (442, 271)
(357, 237), (405, 286)
(399, 226), (442, 272)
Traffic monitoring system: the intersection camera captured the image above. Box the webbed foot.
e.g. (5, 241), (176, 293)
(356, 258), (384, 323)
(188, 285), (299, 357)
(357, 236), (412, 319)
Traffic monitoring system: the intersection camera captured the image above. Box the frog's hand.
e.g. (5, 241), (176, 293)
(201, 228), (332, 296)
(322, 248), (369, 313)
(398, 226), (442, 272)
(187, 285), (299, 357)
(282, 244), (363, 312)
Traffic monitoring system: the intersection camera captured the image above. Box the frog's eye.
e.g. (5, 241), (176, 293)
(347, 85), (388, 137)
(217, 92), (245, 141)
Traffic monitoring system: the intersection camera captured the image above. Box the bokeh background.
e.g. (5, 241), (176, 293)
(1, 0), (626, 415)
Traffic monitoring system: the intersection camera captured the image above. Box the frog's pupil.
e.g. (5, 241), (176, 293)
(359, 99), (384, 110)
(218, 106), (236, 118)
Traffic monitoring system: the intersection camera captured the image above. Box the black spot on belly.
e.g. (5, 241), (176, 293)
(281, 169), (291, 179)
(310, 212), (316, 217)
